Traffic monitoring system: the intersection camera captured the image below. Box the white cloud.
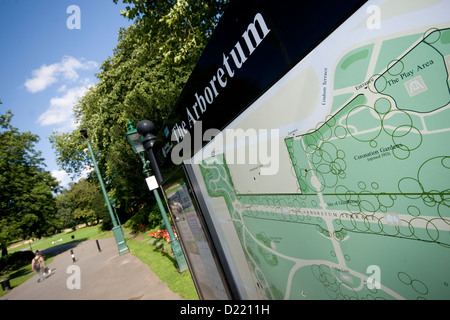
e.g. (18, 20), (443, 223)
(30, 56), (98, 132)
(57, 85), (67, 92)
(24, 56), (97, 93)
(37, 84), (93, 131)
(51, 166), (93, 189)
(80, 165), (93, 179)
(51, 169), (71, 188)
(24, 64), (59, 93)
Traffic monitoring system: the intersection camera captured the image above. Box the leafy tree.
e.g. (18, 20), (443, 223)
(55, 179), (113, 231)
(0, 110), (59, 255)
(55, 190), (76, 230)
(92, 192), (112, 231)
(50, 0), (228, 225)
(66, 179), (99, 226)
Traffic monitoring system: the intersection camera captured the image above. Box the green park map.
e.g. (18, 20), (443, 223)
(194, 25), (450, 300)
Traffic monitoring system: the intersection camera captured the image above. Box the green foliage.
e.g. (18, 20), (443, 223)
(0, 110), (59, 253)
(50, 0), (228, 229)
(114, 0), (228, 67)
(66, 179), (98, 225)
(55, 190), (76, 230)
(148, 203), (163, 229)
(124, 202), (162, 232)
(55, 178), (113, 230)
(0, 250), (34, 276)
(92, 192), (113, 231)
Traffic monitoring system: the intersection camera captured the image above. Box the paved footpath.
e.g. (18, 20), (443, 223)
(1, 237), (183, 300)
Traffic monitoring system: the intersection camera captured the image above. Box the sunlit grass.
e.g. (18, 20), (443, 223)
(8, 226), (113, 254)
(2, 226), (198, 300)
(126, 237), (198, 300)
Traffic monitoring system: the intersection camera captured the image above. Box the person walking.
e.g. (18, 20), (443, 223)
(31, 251), (45, 282)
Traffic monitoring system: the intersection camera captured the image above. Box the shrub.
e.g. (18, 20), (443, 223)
(124, 203), (162, 233)
(148, 203), (162, 229)
(0, 250), (35, 275)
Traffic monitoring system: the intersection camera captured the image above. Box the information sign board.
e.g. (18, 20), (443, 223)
(159, 0), (450, 299)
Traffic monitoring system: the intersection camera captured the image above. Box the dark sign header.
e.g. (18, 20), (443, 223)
(156, 0), (367, 177)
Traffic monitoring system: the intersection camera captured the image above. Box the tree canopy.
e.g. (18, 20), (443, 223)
(50, 0), (228, 224)
(55, 178), (112, 231)
(0, 110), (59, 254)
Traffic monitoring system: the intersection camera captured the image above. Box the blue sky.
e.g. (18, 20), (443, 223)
(0, 0), (133, 187)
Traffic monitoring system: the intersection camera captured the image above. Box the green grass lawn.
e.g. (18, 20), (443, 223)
(1, 226), (198, 300)
(7, 227), (113, 254)
(126, 237), (199, 300)
(0, 256), (55, 298)
(1, 226), (110, 298)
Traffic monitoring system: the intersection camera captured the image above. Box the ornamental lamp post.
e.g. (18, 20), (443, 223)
(125, 120), (188, 273)
(80, 129), (129, 256)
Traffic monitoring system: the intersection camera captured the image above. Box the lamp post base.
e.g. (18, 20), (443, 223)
(112, 226), (130, 256)
(171, 239), (188, 273)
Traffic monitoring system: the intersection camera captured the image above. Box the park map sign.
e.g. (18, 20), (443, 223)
(159, 0), (450, 300)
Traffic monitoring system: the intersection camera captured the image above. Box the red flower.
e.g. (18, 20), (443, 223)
(148, 227), (178, 243)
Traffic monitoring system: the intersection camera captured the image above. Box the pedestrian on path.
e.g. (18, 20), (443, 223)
(31, 251), (46, 282)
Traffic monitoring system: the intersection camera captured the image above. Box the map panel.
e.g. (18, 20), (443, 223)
(189, 1), (450, 299)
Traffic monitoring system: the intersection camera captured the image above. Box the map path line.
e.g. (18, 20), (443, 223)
(241, 210), (407, 300)
(242, 204), (450, 233)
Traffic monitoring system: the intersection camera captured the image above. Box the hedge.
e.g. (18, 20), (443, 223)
(0, 250), (35, 275)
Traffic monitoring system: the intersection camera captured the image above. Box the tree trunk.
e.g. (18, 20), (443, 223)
(1, 244), (8, 257)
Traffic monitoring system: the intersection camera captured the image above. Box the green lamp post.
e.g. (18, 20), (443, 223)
(80, 129), (129, 256)
(125, 120), (188, 273)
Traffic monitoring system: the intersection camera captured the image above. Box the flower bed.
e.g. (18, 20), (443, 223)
(148, 228), (178, 244)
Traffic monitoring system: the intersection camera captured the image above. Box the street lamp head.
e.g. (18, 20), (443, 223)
(137, 120), (157, 149)
(80, 129), (88, 139)
(136, 120), (155, 136)
(135, 119), (164, 190)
